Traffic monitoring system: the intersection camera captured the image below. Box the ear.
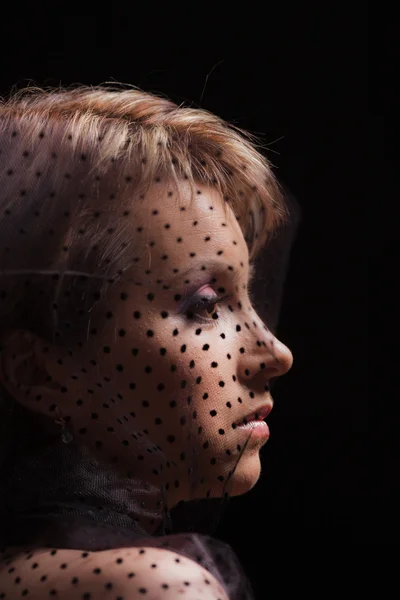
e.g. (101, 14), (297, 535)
(0, 329), (62, 408)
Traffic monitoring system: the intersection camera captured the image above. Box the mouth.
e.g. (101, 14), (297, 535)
(233, 402), (273, 427)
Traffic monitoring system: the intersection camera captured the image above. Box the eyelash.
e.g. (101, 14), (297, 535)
(183, 266), (257, 328)
(185, 293), (233, 327)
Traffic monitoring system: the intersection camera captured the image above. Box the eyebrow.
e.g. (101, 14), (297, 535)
(166, 259), (256, 290)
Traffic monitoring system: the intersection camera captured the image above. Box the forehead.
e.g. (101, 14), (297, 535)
(129, 179), (247, 261)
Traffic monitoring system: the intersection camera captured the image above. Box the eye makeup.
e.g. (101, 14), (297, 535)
(176, 262), (256, 323)
(178, 261), (255, 299)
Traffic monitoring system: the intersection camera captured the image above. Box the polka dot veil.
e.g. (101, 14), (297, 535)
(0, 86), (299, 600)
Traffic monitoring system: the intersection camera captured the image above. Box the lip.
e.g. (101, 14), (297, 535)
(233, 402), (273, 427)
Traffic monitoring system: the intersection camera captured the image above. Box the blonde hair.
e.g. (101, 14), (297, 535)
(0, 83), (287, 346)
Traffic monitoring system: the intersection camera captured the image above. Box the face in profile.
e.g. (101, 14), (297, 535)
(4, 178), (293, 509)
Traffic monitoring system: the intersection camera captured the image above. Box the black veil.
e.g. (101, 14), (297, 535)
(0, 93), (301, 599)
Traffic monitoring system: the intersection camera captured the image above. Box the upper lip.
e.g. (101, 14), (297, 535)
(234, 401), (273, 426)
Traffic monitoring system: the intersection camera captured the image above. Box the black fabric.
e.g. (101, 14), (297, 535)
(0, 394), (256, 599)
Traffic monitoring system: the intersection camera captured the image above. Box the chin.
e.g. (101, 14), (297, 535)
(225, 451), (263, 497)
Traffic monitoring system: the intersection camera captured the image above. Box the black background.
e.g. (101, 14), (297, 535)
(1, 4), (370, 594)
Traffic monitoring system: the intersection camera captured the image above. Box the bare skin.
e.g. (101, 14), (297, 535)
(0, 546), (229, 599)
(0, 179), (293, 599)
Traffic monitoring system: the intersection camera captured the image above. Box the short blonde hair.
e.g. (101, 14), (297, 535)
(0, 83), (287, 346)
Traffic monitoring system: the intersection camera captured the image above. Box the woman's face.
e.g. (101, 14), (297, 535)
(29, 180), (293, 507)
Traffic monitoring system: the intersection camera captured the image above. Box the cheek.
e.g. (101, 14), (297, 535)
(88, 305), (233, 417)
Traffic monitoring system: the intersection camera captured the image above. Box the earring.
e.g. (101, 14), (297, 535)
(54, 405), (73, 444)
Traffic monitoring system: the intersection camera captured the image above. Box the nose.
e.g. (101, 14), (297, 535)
(239, 331), (293, 392)
(267, 334), (293, 377)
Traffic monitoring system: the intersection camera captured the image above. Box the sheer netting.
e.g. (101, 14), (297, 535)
(0, 86), (300, 600)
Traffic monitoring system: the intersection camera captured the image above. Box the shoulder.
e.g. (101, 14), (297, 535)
(0, 545), (229, 599)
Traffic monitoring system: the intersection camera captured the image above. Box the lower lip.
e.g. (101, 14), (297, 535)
(236, 420), (270, 438)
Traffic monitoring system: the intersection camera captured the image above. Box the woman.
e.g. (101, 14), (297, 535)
(0, 85), (294, 599)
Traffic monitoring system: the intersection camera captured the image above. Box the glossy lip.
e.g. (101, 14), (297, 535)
(234, 401), (273, 427)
